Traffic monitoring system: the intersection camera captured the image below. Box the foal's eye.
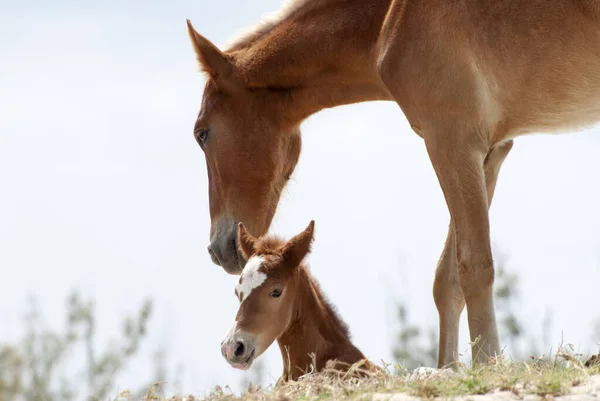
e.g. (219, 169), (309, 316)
(195, 129), (209, 147)
(270, 289), (282, 298)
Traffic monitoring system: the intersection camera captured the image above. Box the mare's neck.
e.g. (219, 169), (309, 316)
(276, 266), (360, 381)
(227, 0), (394, 122)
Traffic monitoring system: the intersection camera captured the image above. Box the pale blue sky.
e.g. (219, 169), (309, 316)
(1, 0), (599, 398)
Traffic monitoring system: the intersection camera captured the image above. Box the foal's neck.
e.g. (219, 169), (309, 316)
(276, 266), (365, 381)
(228, 0), (394, 121)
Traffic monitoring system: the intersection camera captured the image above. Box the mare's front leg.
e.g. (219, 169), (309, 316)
(425, 127), (504, 365)
(376, 0), (506, 365)
(434, 140), (513, 368)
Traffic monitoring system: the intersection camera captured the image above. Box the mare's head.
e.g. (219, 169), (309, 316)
(186, 20), (303, 274)
(220, 220), (315, 370)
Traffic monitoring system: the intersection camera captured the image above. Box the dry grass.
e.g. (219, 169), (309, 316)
(117, 349), (600, 401)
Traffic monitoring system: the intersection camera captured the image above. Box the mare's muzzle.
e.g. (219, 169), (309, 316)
(207, 216), (245, 274)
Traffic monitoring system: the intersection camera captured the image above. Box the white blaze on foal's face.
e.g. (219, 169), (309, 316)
(235, 256), (267, 302)
(221, 255), (269, 370)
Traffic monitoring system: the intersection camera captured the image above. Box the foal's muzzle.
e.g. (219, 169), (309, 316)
(221, 334), (256, 370)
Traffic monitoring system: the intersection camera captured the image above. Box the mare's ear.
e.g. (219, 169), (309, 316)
(281, 220), (315, 268)
(237, 223), (257, 260)
(186, 19), (233, 79)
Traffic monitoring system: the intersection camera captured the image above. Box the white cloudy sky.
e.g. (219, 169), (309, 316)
(1, 0), (600, 398)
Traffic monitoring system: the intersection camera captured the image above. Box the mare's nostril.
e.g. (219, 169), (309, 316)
(207, 245), (220, 265)
(234, 341), (245, 358)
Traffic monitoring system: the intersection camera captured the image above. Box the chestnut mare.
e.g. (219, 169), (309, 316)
(186, 0), (600, 369)
(220, 221), (375, 382)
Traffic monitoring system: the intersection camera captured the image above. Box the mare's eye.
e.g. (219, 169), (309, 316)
(270, 289), (282, 298)
(195, 128), (209, 147)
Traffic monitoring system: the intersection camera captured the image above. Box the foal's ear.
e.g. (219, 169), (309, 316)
(186, 19), (233, 79)
(237, 223), (257, 260)
(281, 220), (315, 268)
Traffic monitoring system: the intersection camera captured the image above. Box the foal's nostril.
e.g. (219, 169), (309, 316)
(234, 341), (245, 358)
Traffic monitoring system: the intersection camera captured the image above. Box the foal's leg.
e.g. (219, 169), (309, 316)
(425, 128), (512, 365)
(434, 140), (513, 368)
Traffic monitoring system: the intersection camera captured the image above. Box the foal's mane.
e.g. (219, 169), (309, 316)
(252, 235), (288, 256)
(252, 233), (352, 340)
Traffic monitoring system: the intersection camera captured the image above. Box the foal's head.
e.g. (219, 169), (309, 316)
(221, 220), (315, 370)
(186, 21), (303, 274)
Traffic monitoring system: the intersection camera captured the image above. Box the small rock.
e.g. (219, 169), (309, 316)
(568, 374), (600, 397)
(370, 393), (392, 401)
(409, 366), (458, 381)
(554, 395), (597, 401)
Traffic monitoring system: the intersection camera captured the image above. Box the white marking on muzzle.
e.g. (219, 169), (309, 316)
(224, 319), (238, 340)
(236, 256), (267, 302)
(222, 319), (239, 357)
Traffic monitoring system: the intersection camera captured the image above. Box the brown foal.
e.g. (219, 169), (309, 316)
(220, 221), (376, 382)
(187, 0), (600, 368)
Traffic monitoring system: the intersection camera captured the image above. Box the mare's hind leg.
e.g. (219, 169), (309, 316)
(434, 140), (513, 369)
(433, 224), (463, 369)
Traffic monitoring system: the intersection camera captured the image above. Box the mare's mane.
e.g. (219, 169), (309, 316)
(224, 0), (314, 52)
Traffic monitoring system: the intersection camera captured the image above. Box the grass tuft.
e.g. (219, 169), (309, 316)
(118, 350), (600, 401)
